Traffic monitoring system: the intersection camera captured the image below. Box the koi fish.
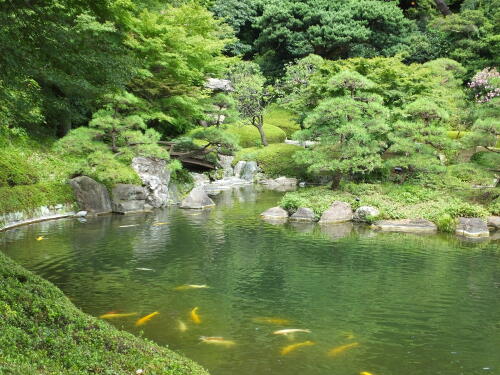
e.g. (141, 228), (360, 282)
(360, 372), (374, 375)
(327, 342), (360, 357)
(273, 329), (311, 336)
(341, 331), (356, 340)
(99, 312), (138, 319)
(136, 268), (154, 271)
(190, 307), (201, 324)
(174, 284), (209, 291)
(119, 225), (137, 228)
(177, 320), (188, 332)
(36, 236), (44, 241)
(280, 340), (315, 355)
(200, 336), (236, 347)
(252, 317), (292, 325)
(153, 222), (169, 226)
(135, 311), (159, 326)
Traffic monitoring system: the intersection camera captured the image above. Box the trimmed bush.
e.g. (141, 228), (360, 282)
(264, 105), (300, 137)
(234, 143), (305, 178)
(224, 122), (286, 147)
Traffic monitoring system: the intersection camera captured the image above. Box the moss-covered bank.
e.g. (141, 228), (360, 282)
(0, 251), (209, 375)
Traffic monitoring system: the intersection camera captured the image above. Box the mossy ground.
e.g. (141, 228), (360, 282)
(224, 122), (286, 148)
(0, 251), (209, 375)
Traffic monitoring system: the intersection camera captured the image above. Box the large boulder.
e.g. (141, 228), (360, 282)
(261, 207), (288, 220)
(69, 176), (112, 215)
(205, 78), (233, 92)
(353, 206), (380, 222)
(132, 157), (170, 208)
(261, 177), (298, 192)
(180, 187), (215, 209)
(372, 219), (437, 233)
(290, 207), (315, 222)
(218, 155), (234, 178)
(241, 161), (258, 181)
(111, 184), (148, 214)
(456, 217), (489, 238)
(319, 201), (353, 224)
(191, 172), (210, 187)
(487, 216), (500, 230)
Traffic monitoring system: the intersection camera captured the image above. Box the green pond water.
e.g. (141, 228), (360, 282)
(1, 187), (499, 375)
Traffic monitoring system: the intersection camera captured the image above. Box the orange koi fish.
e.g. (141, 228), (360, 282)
(327, 342), (360, 357)
(190, 307), (201, 324)
(135, 311), (159, 326)
(280, 340), (315, 355)
(99, 312), (137, 319)
(200, 336), (235, 347)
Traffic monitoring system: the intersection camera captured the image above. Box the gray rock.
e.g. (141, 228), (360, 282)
(372, 219), (437, 233)
(74, 211), (88, 217)
(233, 161), (246, 179)
(69, 176), (112, 215)
(487, 216), (500, 230)
(241, 161), (258, 181)
(132, 157), (170, 208)
(205, 78), (234, 92)
(353, 206), (380, 222)
(261, 206), (288, 220)
(191, 172), (210, 187)
(290, 207), (315, 222)
(218, 155), (234, 178)
(456, 217), (489, 238)
(112, 184), (148, 214)
(261, 177), (298, 191)
(319, 201), (353, 224)
(180, 187), (215, 209)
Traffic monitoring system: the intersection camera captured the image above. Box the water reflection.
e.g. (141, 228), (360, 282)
(1, 187), (499, 375)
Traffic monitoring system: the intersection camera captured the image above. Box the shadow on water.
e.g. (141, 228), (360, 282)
(1, 186), (499, 375)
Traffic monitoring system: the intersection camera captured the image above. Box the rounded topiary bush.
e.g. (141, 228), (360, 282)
(224, 123), (286, 148)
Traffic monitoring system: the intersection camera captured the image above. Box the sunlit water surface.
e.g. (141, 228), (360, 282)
(1, 187), (499, 375)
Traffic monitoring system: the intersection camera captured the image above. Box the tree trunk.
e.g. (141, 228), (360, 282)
(330, 172), (342, 190)
(434, 0), (452, 15)
(254, 115), (268, 146)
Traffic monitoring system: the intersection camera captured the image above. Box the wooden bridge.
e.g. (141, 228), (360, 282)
(162, 141), (216, 170)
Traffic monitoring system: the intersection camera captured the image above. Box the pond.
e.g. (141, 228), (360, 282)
(1, 186), (499, 375)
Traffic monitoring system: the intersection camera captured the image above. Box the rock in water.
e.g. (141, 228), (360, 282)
(261, 207), (289, 220)
(319, 201), (353, 224)
(132, 157), (170, 208)
(353, 206), (380, 222)
(371, 219), (437, 233)
(69, 176), (112, 215)
(180, 187), (215, 209)
(290, 207), (315, 222)
(241, 161), (258, 181)
(456, 217), (489, 238)
(111, 184), (148, 214)
(487, 216), (500, 230)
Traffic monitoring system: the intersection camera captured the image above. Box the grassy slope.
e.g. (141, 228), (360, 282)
(0, 251), (209, 375)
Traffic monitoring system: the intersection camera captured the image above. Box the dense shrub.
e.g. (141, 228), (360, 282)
(471, 151), (500, 169)
(0, 183), (74, 214)
(234, 143), (305, 178)
(0, 148), (39, 187)
(224, 122), (286, 147)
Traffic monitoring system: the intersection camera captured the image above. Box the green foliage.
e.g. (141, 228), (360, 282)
(0, 148), (39, 187)
(490, 197), (500, 215)
(0, 252), (209, 375)
(465, 97), (500, 151)
(234, 143), (304, 178)
(263, 105), (300, 137)
(0, 183), (74, 215)
(470, 151), (500, 169)
(225, 123), (285, 147)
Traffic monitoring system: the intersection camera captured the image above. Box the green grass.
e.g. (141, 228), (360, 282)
(234, 143), (306, 178)
(280, 183), (494, 231)
(224, 122), (286, 148)
(0, 251), (209, 375)
(263, 105), (300, 138)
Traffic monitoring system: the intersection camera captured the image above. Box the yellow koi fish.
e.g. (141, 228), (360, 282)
(178, 320), (188, 332)
(342, 331), (356, 340)
(174, 284), (209, 291)
(252, 317), (292, 325)
(99, 312), (137, 319)
(135, 311), (159, 326)
(280, 340), (315, 355)
(200, 336), (236, 347)
(360, 372), (374, 375)
(153, 222), (169, 226)
(190, 307), (201, 324)
(274, 328), (311, 336)
(327, 342), (360, 357)
(36, 236), (44, 241)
